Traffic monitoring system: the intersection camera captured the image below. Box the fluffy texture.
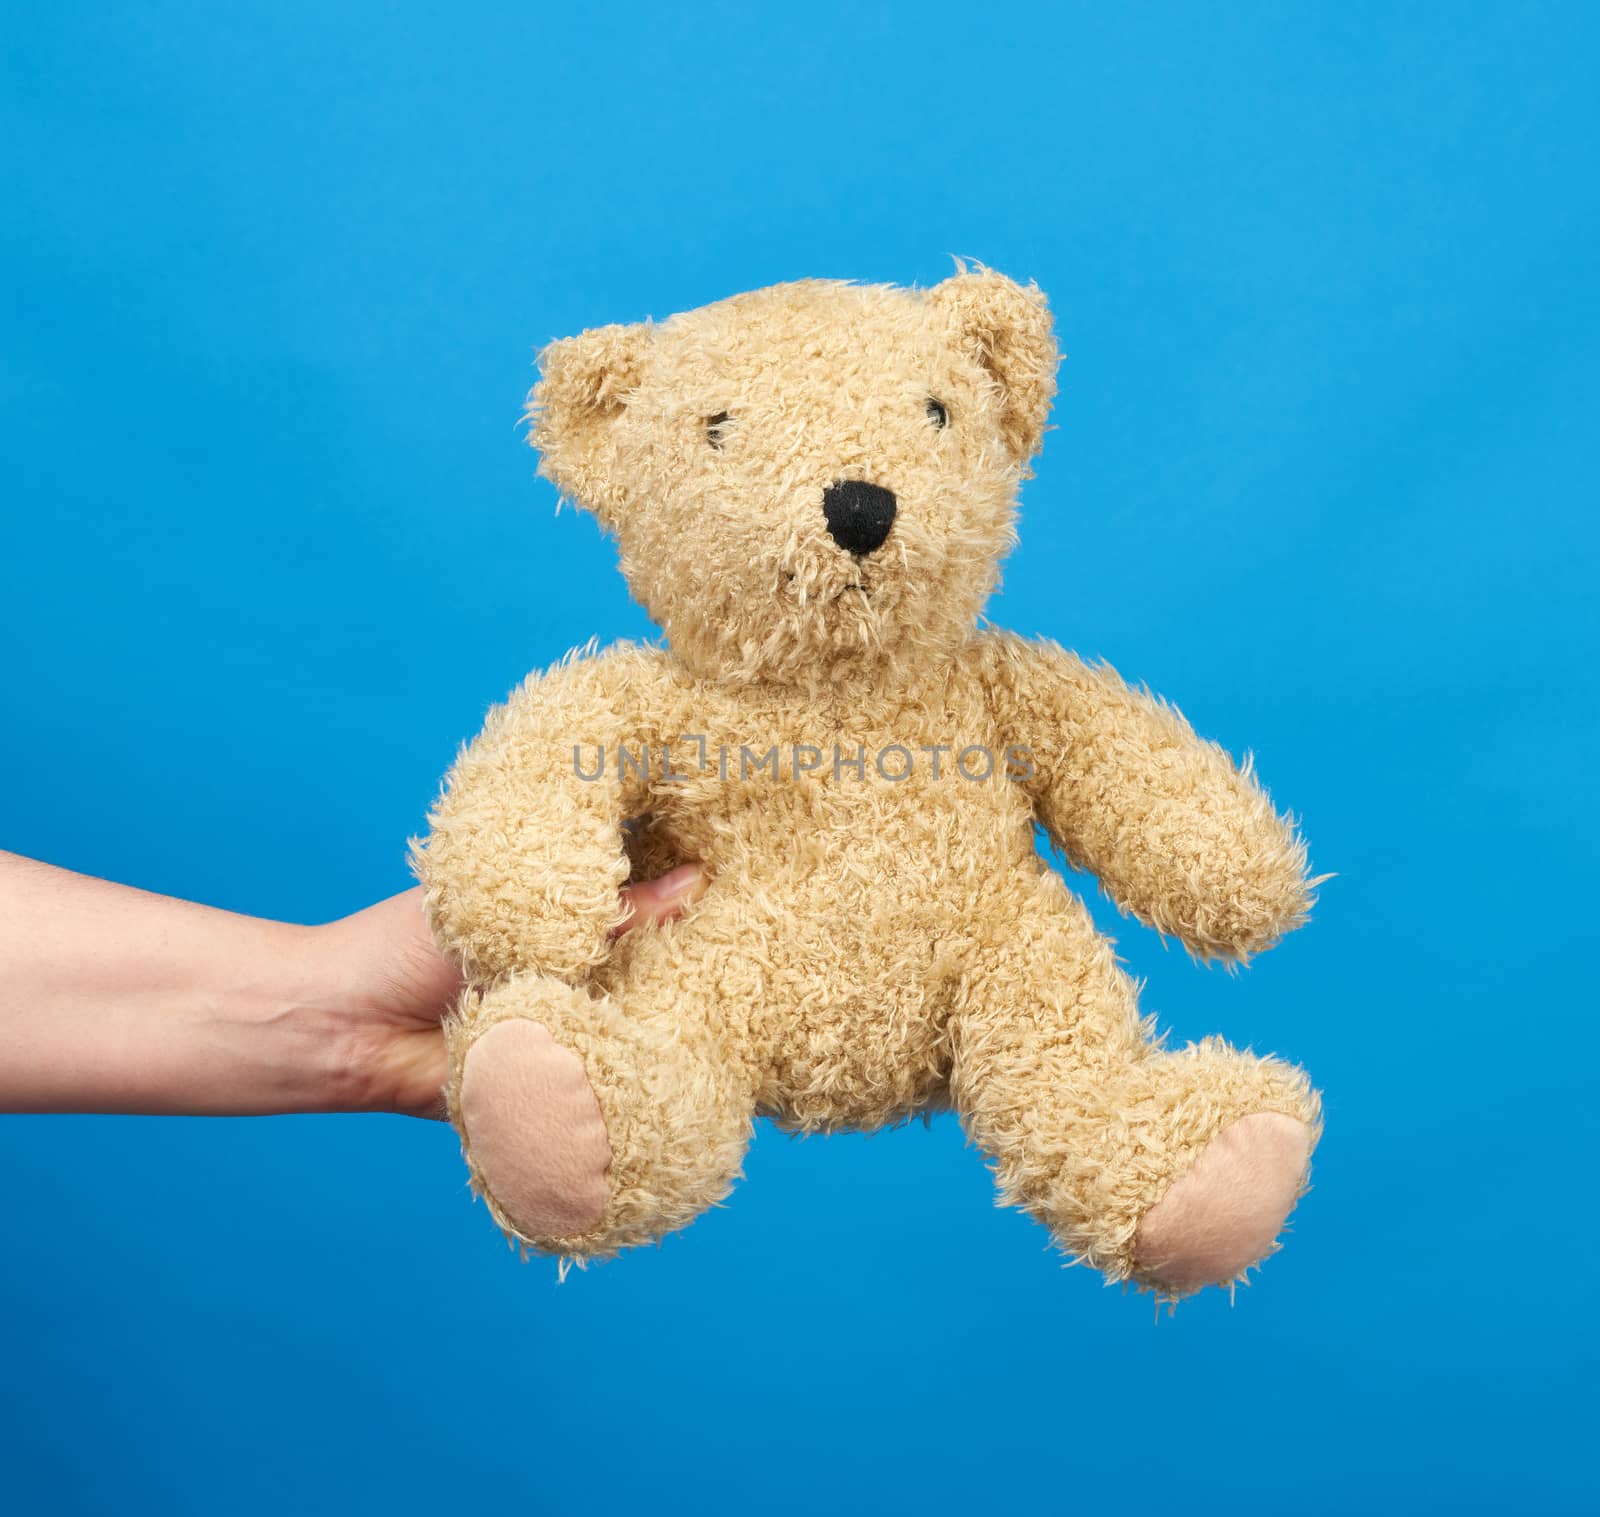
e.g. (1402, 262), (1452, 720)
(416, 269), (1323, 1298)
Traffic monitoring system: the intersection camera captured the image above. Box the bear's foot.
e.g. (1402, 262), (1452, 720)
(446, 971), (755, 1259)
(459, 1019), (611, 1243)
(1132, 1112), (1313, 1295)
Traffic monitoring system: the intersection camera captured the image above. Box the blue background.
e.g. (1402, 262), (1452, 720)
(3, 4), (1597, 1513)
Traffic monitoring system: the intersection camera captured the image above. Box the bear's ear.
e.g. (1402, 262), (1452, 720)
(929, 268), (1057, 467)
(526, 320), (653, 510)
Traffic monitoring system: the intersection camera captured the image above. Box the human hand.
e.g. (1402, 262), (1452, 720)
(319, 865), (706, 1119)
(0, 850), (704, 1120)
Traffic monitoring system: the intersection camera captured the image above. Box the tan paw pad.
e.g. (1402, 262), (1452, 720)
(1134, 1111), (1312, 1293)
(460, 1020), (611, 1241)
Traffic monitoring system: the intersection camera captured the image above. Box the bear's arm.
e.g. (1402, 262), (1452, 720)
(411, 642), (683, 981)
(976, 632), (1316, 963)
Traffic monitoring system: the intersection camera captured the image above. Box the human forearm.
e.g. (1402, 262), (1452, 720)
(0, 852), (376, 1116)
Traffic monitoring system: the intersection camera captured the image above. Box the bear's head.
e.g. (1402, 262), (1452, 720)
(529, 268), (1057, 685)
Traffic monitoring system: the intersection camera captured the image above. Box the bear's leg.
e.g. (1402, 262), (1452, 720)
(951, 883), (1320, 1297)
(445, 971), (753, 1260)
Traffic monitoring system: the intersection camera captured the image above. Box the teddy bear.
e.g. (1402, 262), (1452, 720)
(415, 267), (1322, 1298)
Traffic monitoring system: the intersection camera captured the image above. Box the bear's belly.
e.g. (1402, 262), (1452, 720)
(614, 778), (1043, 1131)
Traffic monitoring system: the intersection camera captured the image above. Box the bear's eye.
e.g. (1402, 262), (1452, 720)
(926, 397), (950, 430)
(706, 412), (731, 449)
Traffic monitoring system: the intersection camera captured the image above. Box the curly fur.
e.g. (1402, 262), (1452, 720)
(415, 269), (1322, 1298)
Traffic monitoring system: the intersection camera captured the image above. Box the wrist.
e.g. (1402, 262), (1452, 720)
(298, 895), (459, 1120)
(186, 919), (375, 1117)
(276, 921), (398, 1116)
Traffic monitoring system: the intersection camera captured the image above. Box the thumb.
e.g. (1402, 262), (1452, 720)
(613, 864), (706, 937)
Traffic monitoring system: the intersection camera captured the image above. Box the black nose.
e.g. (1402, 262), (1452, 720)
(822, 480), (897, 556)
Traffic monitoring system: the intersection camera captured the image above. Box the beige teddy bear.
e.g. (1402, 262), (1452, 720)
(416, 268), (1322, 1298)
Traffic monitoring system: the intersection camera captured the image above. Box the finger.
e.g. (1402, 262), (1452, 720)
(612, 864), (706, 937)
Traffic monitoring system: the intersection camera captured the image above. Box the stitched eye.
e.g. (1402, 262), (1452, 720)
(926, 397), (949, 430)
(706, 412), (731, 449)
